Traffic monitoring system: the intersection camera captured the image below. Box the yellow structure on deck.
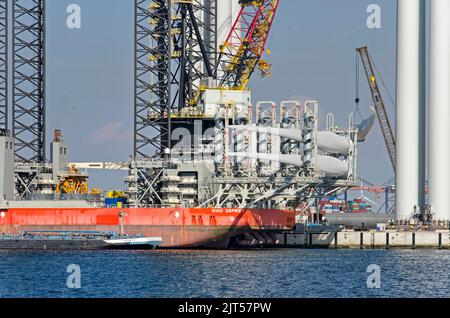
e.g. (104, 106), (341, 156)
(106, 191), (125, 199)
(56, 165), (89, 195)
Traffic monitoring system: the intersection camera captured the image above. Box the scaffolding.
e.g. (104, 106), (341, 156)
(12, 0), (46, 163)
(134, 0), (217, 159)
(132, 0), (217, 206)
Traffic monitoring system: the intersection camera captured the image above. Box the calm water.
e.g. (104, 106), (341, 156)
(0, 249), (449, 298)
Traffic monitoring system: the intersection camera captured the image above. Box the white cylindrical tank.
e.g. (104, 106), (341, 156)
(228, 126), (350, 155)
(316, 131), (352, 155)
(429, 0), (450, 221)
(313, 156), (349, 178)
(395, 0), (420, 221)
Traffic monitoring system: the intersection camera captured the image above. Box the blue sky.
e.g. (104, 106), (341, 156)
(44, 0), (397, 191)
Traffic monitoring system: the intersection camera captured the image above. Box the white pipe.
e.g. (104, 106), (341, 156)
(395, 0), (420, 221)
(312, 156), (349, 178)
(227, 153), (349, 178)
(429, 0), (450, 221)
(228, 125), (351, 155)
(316, 131), (352, 155)
(228, 152), (303, 168)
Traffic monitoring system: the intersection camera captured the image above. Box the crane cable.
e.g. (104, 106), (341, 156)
(354, 49), (395, 119)
(370, 51), (395, 107)
(354, 51), (363, 120)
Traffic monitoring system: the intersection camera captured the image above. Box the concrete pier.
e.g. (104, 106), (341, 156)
(275, 230), (450, 249)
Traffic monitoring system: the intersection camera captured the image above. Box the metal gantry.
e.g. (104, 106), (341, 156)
(12, 0), (46, 163)
(134, 0), (170, 159)
(134, 0), (216, 159)
(133, 0), (217, 206)
(177, 0), (216, 108)
(0, 0), (7, 131)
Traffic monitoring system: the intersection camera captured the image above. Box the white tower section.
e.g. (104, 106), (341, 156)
(216, 0), (240, 79)
(428, 0), (450, 222)
(51, 130), (68, 182)
(217, 0), (240, 48)
(395, 0), (421, 221)
(0, 133), (15, 202)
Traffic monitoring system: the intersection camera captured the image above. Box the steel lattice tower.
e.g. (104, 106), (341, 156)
(12, 0), (46, 163)
(176, 1), (216, 110)
(134, 0), (170, 159)
(0, 0), (7, 131)
(134, 0), (216, 159)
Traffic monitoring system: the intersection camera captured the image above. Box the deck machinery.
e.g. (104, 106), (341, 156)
(127, 96), (359, 210)
(126, 0), (359, 211)
(0, 0), (361, 220)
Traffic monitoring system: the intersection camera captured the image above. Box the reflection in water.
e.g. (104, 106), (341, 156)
(0, 249), (449, 298)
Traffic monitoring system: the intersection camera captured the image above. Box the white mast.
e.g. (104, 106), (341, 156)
(428, 0), (450, 222)
(395, 0), (421, 221)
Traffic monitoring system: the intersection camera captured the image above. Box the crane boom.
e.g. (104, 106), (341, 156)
(215, 0), (280, 91)
(357, 46), (396, 171)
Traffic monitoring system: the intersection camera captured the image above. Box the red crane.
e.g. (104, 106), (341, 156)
(215, 0), (280, 91)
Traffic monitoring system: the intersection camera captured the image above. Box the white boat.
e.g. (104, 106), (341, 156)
(103, 237), (163, 249)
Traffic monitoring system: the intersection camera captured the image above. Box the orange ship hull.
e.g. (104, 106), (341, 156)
(0, 207), (295, 248)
